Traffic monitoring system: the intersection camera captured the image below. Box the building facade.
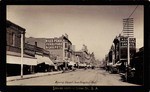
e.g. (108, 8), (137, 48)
(74, 45), (96, 68)
(6, 20), (37, 76)
(26, 34), (75, 70)
(45, 34), (72, 62)
(34, 43), (55, 72)
(7, 20), (25, 53)
(105, 35), (136, 73)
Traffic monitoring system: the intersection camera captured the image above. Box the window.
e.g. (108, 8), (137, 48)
(65, 43), (67, 48)
(6, 32), (9, 45)
(65, 51), (67, 57)
(12, 32), (15, 46)
(68, 52), (70, 58)
(68, 45), (70, 50)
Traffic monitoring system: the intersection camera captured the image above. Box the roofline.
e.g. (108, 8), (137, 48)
(7, 20), (26, 33)
(62, 36), (72, 44)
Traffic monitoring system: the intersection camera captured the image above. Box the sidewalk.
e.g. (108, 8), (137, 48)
(7, 69), (83, 82)
(7, 71), (63, 82)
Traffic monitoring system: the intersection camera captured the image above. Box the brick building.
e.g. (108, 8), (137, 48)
(26, 34), (75, 70)
(6, 20), (37, 76)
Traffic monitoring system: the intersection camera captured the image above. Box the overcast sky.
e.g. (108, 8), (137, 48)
(7, 5), (144, 60)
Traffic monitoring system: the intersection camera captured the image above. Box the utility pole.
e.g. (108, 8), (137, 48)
(21, 33), (23, 78)
(126, 36), (130, 81)
(127, 37), (130, 65)
(123, 18), (134, 81)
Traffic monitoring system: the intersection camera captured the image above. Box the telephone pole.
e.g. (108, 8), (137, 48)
(21, 33), (23, 78)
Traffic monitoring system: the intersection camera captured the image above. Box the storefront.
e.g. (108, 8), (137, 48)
(78, 63), (87, 69)
(54, 60), (65, 71)
(7, 54), (37, 76)
(68, 61), (76, 70)
(36, 55), (55, 72)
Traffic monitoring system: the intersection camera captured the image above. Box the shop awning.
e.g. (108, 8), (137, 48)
(68, 61), (76, 66)
(78, 63), (87, 67)
(57, 62), (64, 66)
(54, 60), (64, 63)
(7, 55), (37, 65)
(113, 61), (121, 67)
(107, 62), (113, 66)
(36, 55), (54, 65)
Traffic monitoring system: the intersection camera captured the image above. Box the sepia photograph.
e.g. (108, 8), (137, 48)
(6, 5), (144, 86)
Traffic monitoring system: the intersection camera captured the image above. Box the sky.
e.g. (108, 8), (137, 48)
(7, 5), (144, 60)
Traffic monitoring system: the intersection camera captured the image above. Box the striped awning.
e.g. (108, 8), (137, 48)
(7, 55), (37, 65)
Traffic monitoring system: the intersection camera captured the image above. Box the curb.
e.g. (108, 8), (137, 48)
(7, 71), (63, 82)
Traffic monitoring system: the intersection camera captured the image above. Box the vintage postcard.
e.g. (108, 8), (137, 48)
(6, 5), (144, 87)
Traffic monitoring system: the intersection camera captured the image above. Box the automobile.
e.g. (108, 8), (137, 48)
(120, 66), (136, 82)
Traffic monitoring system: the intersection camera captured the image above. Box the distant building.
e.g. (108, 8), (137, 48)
(75, 51), (84, 63)
(75, 45), (96, 68)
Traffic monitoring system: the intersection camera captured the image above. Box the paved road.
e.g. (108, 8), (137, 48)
(7, 68), (139, 86)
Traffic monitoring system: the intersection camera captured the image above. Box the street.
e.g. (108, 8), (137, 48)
(7, 68), (139, 86)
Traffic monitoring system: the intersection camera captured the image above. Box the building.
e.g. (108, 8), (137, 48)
(45, 34), (74, 70)
(105, 35), (136, 73)
(26, 34), (74, 70)
(34, 43), (55, 72)
(118, 35), (136, 63)
(74, 45), (96, 68)
(26, 37), (46, 51)
(45, 35), (72, 61)
(6, 20), (37, 76)
(75, 51), (84, 68)
(130, 47), (143, 84)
